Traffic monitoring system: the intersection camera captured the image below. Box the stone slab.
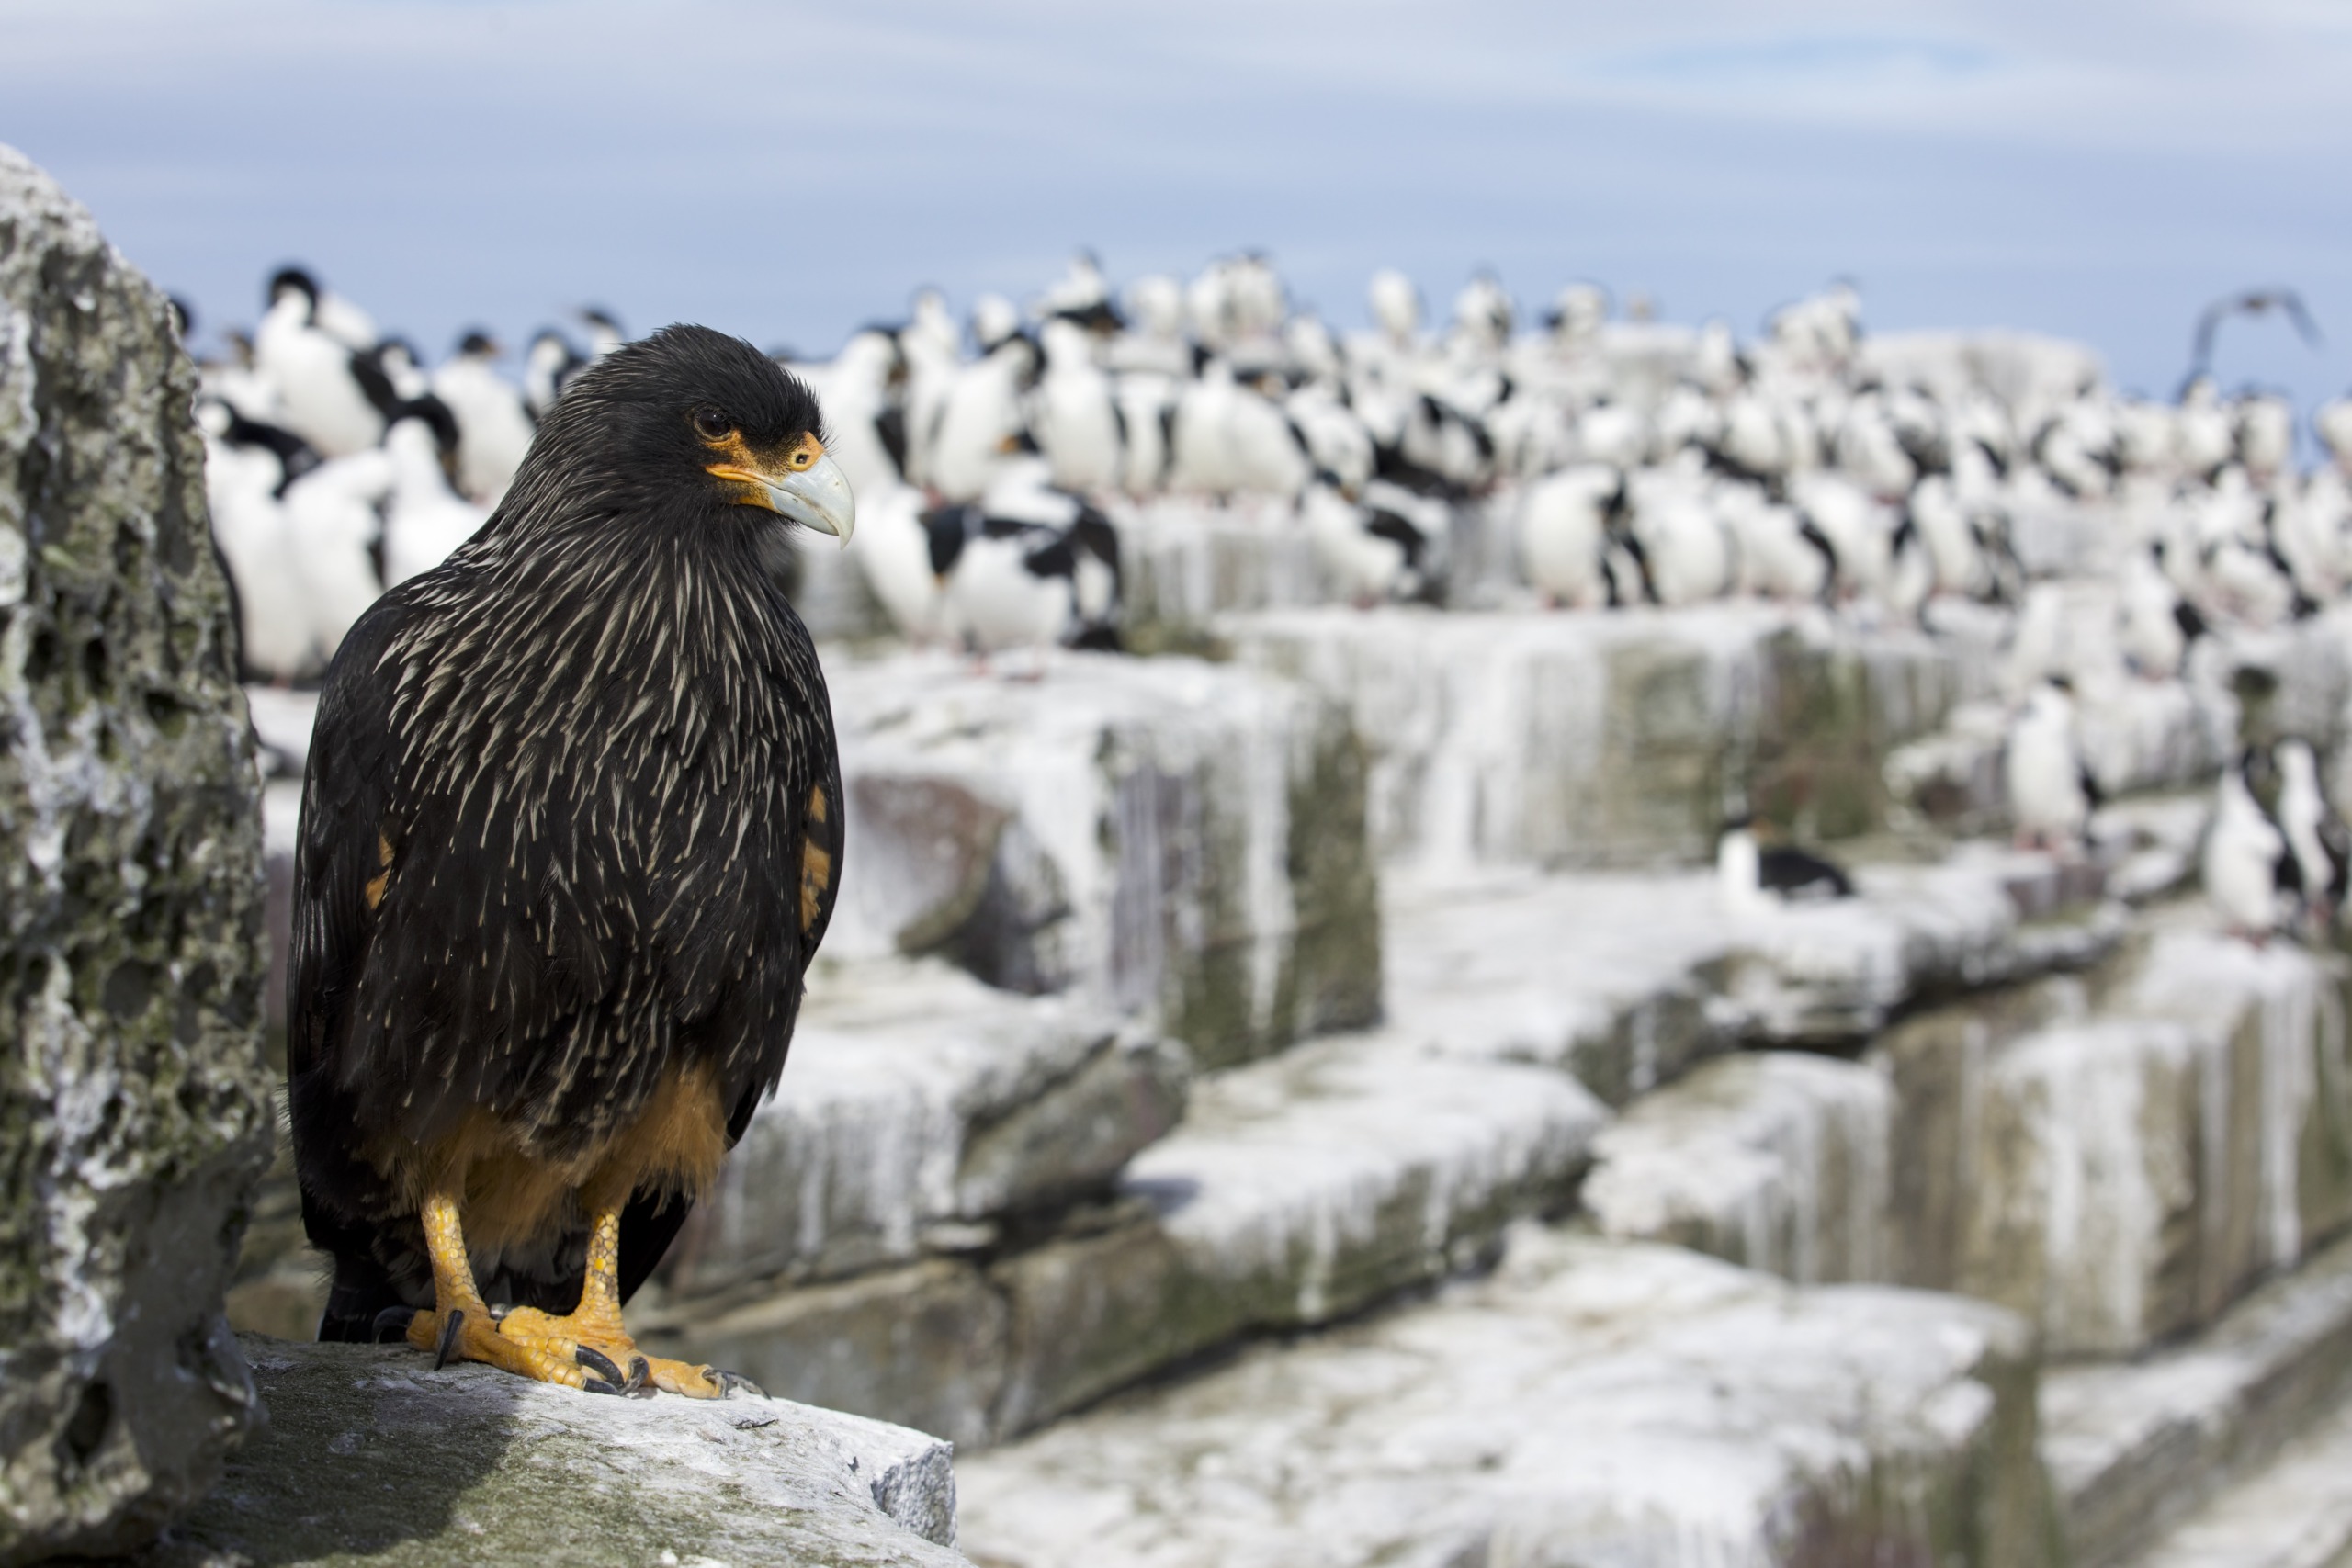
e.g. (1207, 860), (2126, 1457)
(1380, 867), (1738, 1105)
(987, 1036), (1607, 1436)
(1383, 847), (2120, 1103)
(1724, 847), (2127, 1045)
(959, 1228), (2060, 1568)
(141, 1336), (966, 1565)
(649, 1033), (1603, 1447)
(2120, 1400), (2352, 1568)
(2042, 1231), (2352, 1568)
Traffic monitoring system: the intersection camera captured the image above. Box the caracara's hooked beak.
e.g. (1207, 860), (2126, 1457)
(709, 442), (856, 547)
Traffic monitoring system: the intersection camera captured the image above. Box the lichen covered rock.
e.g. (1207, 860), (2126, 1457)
(146, 1337), (968, 1566)
(0, 145), (273, 1562)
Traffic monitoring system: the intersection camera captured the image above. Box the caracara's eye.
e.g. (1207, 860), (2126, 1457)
(693, 409), (732, 441)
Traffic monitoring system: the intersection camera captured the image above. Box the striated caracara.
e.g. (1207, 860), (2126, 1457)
(288, 324), (854, 1395)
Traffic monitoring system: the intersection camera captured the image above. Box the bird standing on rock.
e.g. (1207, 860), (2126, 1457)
(2007, 679), (2099, 852)
(288, 326), (855, 1397)
(2206, 751), (2292, 943)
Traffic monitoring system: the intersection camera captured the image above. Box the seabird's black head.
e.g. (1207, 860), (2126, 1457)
(504, 323), (854, 547)
(456, 329), (499, 357)
(268, 266), (319, 310)
(397, 393), (463, 459)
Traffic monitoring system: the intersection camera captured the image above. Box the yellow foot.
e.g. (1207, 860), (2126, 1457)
(493, 1305), (763, 1400)
(397, 1303), (594, 1390)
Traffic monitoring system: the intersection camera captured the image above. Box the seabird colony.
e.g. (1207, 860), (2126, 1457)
(189, 255), (2352, 942)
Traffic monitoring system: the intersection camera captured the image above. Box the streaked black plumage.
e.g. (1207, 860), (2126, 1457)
(291, 325), (845, 1339)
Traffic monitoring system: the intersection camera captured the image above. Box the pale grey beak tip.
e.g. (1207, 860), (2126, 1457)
(766, 451), (856, 547)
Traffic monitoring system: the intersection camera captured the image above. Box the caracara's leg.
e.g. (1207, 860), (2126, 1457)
(401, 1189), (594, 1389)
(494, 1197), (758, 1400)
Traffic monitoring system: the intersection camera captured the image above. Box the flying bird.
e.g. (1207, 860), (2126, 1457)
(2185, 288), (2323, 395)
(288, 325), (856, 1397)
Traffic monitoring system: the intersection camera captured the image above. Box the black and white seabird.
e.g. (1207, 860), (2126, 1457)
(255, 268), (395, 457)
(1717, 816), (1855, 918)
(2006, 679), (2100, 851)
(432, 332), (537, 502)
(2206, 750), (2292, 942)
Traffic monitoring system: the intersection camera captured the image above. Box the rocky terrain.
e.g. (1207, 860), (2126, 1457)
(221, 574), (2352, 1566)
(169, 177), (2352, 1568)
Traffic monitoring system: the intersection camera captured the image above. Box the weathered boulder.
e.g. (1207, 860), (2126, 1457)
(824, 649), (1382, 1068)
(142, 1337), (967, 1565)
(0, 147), (274, 1562)
(958, 1229), (2061, 1568)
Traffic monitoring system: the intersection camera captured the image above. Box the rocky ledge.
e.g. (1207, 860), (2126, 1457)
(137, 1337), (967, 1567)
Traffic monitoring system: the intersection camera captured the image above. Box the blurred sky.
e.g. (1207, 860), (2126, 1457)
(5, 0), (2348, 418)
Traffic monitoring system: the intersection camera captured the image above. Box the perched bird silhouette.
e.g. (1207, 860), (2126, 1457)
(288, 325), (855, 1396)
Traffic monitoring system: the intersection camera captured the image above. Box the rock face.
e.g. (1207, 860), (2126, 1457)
(2042, 1231), (2352, 1567)
(144, 1337), (968, 1567)
(1228, 602), (1963, 871)
(659, 957), (1190, 1297)
(1582, 1051), (1895, 1283)
(1113, 496), (1326, 653)
(645, 1028), (1599, 1448)
(1876, 916), (2352, 1355)
(825, 649), (1382, 1069)
(0, 149), (274, 1563)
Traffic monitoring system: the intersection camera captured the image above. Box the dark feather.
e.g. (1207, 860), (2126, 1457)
(1758, 844), (1854, 900)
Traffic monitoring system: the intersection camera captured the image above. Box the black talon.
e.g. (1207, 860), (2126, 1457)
(434, 1308), (466, 1371)
(582, 1376), (622, 1395)
(371, 1306), (416, 1344)
(624, 1356), (650, 1395)
(574, 1345), (625, 1384)
(714, 1369), (767, 1399)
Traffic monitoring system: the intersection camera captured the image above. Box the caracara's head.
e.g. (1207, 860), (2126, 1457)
(514, 323), (855, 547)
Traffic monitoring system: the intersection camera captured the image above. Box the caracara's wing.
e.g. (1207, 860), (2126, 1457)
(287, 593), (420, 1087)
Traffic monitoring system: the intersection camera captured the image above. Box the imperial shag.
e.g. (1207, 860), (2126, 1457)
(288, 325), (855, 1397)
